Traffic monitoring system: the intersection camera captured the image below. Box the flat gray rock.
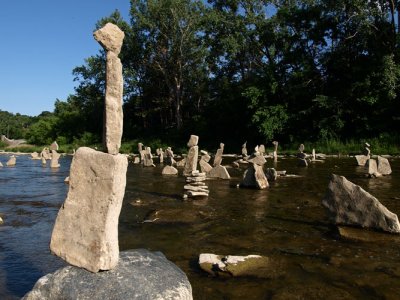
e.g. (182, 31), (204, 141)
(322, 174), (400, 233)
(23, 249), (193, 300)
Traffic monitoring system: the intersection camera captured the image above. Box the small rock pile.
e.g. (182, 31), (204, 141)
(183, 170), (209, 199)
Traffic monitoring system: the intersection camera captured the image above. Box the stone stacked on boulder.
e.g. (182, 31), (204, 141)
(162, 147), (178, 175)
(50, 23), (128, 273)
(322, 174), (400, 233)
(183, 170), (209, 199)
(208, 143), (230, 179)
(355, 142), (371, 166)
(50, 150), (61, 168)
(137, 142), (145, 163)
(240, 148), (269, 189)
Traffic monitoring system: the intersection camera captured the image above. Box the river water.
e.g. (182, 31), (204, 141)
(0, 153), (399, 299)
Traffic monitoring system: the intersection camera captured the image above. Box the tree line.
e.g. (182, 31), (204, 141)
(3, 1), (400, 151)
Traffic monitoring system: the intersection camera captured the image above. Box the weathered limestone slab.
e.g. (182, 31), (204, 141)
(94, 23), (125, 155)
(241, 142), (248, 157)
(50, 141), (59, 151)
(322, 174), (400, 233)
(143, 147), (155, 167)
(165, 147), (176, 166)
(6, 155), (16, 166)
(176, 158), (186, 167)
(377, 155), (392, 175)
(213, 143), (224, 167)
(366, 158), (381, 177)
(23, 249), (193, 300)
(258, 144), (265, 155)
(50, 147), (128, 272)
(50, 150), (60, 168)
(208, 165), (230, 179)
(162, 165), (178, 175)
(183, 146), (198, 176)
(199, 159), (212, 174)
(31, 152), (40, 160)
(247, 154), (266, 166)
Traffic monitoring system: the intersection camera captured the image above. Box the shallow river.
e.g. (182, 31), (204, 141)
(0, 153), (399, 299)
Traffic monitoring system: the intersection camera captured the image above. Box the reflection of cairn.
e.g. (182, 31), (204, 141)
(183, 135), (209, 199)
(199, 150), (212, 174)
(240, 146), (269, 189)
(50, 23), (128, 273)
(355, 142), (371, 166)
(272, 141), (278, 162)
(162, 147), (178, 175)
(143, 147), (155, 167)
(297, 143), (308, 167)
(209, 143), (230, 179)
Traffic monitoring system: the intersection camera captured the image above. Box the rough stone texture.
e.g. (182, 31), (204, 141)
(93, 23), (125, 55)
(183, 146), (198, 176)
(23, 249), (193, 300)
(50, 141), (59, 151)
(176, 158), (186, 167)
(6, 155), (16, 166)
(143, 147), (155, 167)
(31, 152), (40, 159)
(366, 158), (381, 177)
(377, 155), (392, 175)
(322, 174), (400, 233)
(355, 155), (369, 166)
(199, 253), (284, 279)
(241, 163), (269, 189)
(187, 135), (199, 147)
(40, 147), (51, 160)
(247, 154), (266, 166)
(103, 51), (124, 154)
(199, 159), (212, 174)
(258, 144), (265, 155)
(213, 144), (224, 167)
(162, 165), (178, 175)
(50, 147), (128, 272)
(208, 165), (230, 179)
(50, 150), (60, 168)
(241, 142), (248, 157)
(165, 147), (176, 166)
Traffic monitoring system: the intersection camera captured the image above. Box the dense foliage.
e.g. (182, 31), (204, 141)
(3, 1), (400, 151)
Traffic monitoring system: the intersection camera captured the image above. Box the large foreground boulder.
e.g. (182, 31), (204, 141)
(50, 147), (128, 272)
(23, 249), (193, 300)
(322, 174), (400, 233)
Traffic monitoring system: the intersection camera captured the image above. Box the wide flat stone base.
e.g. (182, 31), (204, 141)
(23, 249), (193, 300)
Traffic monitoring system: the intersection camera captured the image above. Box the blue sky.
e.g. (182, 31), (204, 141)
(0, 0), (130, 117)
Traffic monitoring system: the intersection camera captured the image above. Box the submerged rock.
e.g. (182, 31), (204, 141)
(322, 174), (400, 233)
(23, 249), (193, 300)
(199, 253), (284, 279)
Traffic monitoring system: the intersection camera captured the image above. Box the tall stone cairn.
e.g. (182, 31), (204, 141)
(94, 23), (125, 155)
(209, 143), (230, 179)
(50, 23), (127, 273)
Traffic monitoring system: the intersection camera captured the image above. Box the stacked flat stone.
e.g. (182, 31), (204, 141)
(183, 170), (209, 199)
(240, 147), (269, 189)
(199, 150), (212, 174)
(355, 142), (371, 166)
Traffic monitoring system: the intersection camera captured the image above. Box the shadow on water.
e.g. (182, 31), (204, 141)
(1, 154), (400, 298)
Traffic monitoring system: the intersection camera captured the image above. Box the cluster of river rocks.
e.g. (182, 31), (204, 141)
(0, 23), (396, 299)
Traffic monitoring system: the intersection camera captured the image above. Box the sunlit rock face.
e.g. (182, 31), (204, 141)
(322, 174), (400, 233)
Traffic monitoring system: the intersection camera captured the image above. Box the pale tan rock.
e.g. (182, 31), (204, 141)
(241, 142), (248, 157)
(40, 147), (51, 160)
(50, 141), (59, 151)
(199, 159), (212, 174)
(0, 162), (3, 167)
(41, 157), (46, 166)
(377, 155), (392, 175)
(322, 174), (400, 233)
(241, 163), (269, 189)
(162, 165), (178, 175)
(176, 158), (186, 167)
(183, 146), (198, 176)
(355, 155), (369, 166)
(50, 147), (128, 272)
(50, 150), (60, 168)
(187, 135), (199, 147)
(208, 165), (230, 179)
(213, 143), (224, 167)
(31, 152), (40, 159)
(366, 158), (381, 177)
(103, 51), (123, 154)
(6, 155), (16, 166)
(93, 23), (125, 55)
(258, 144), (265, 155)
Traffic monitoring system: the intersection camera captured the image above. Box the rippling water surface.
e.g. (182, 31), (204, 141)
(0, 153), (399, 299)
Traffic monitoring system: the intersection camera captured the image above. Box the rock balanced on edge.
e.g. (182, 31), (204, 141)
(50, 23), (127, 273)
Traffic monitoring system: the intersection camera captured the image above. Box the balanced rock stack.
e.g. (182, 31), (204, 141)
(208, 143), (230, 179)
(183, 170), (209, 199)
(49, 22), (128, 273)
(143, 146), (155, 167)
(297, 143), (308, 167)
(162, 147), (178, 175)
(355, 142), (371, 166)
(240, 146), (269, 189)
(199, 150), (212, 174)
(50, 150), (60, 168)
